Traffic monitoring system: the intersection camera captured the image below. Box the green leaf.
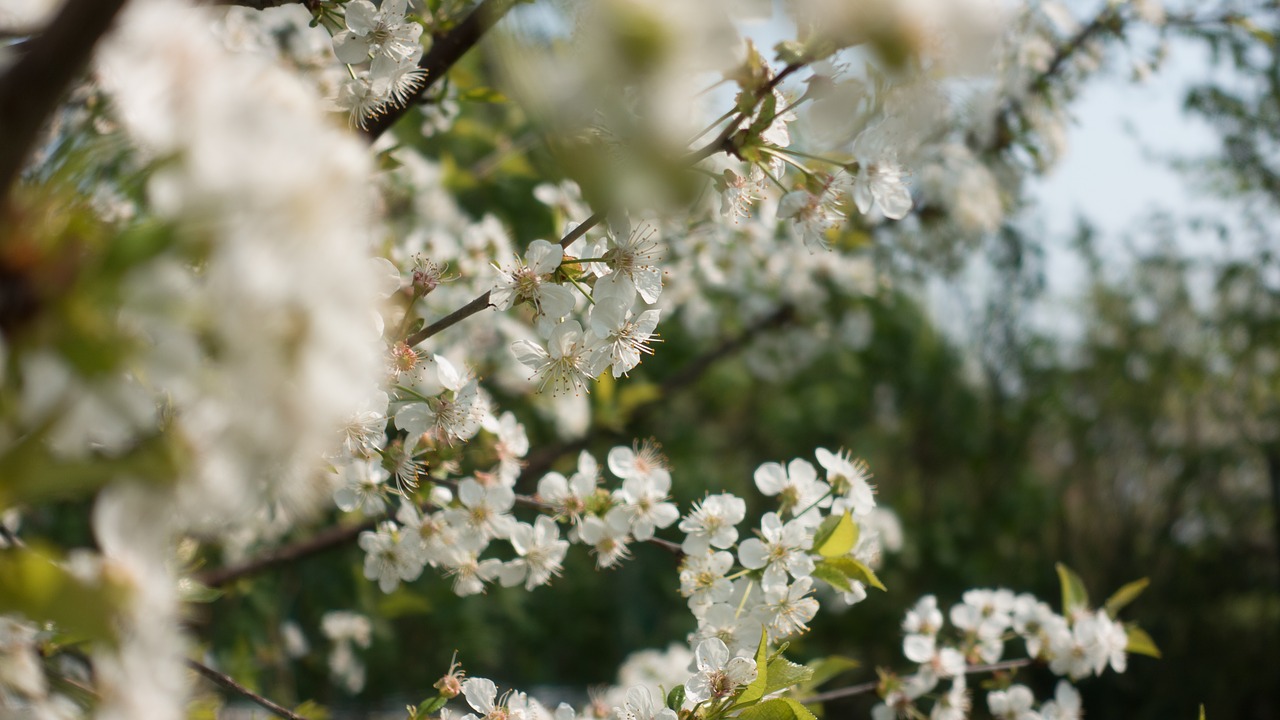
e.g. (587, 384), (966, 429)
(762, 657), (815, 696)
(1199, 704), (1206, 720)
(800, 656), (860, 693)
(811, 561), (853, 593)
(820, 556), (886, 592)
(666, 685), (685, 712)
(1104, 577), (1149, 617)
(738, 698), (819, 720)
(734, 626), (771, 707)
(1125, 625), (1162, 659)
(0, 546), (121, 645)
(1055, 563), (1090, 614)
(812, 513), (856, 558)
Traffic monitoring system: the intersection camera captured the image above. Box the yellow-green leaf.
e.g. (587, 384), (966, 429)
(1104, 577), (1149, 617)
(1125, 625), (1162, 659)
(814, 513), (856, 558)
(762, 657), (814, 696)
(0, 546), (121, 645)
(811, 561), (853, 593)
(737, 697), (818, 720)
(821, 556), (887, 592)
(1055, 563), (1090, 614)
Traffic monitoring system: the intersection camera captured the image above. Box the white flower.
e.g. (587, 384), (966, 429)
(445, 478), (518, 543)
(613, 468), (679, 541)
(931, 677), (970, 720)
(848, 127), (912, 220)
(483, 410), (529, 485)
(500, 516), (569, 590)
(394, 356), (488, 449)
(441, 539), (503, 597)
(358, 521), (424, 593)
(587, 296), (661, 378)
(608, 440), (669, 483)
(691, 602), (761, 655)
(814, 447), (876, 516)
(987, 684), (1040, 720)
(617, 686), (678, 720)
(684, 638), (758, 705)
(904, 595), (944, 636)
(737, 511), (815, 590)
(1041, 681), (1082, 720)
(333, 0), (422, 64)
(334, 458), (390, 515)
(578, 508), (633, 569)
(753, 459), (830, 523)
(678, 493), (746, 555)
(720, 169), (760, 220)
(762, 577), (820, 640)
(461, 677), (501, 718)
(537, 458), (599, 521)
(678, 550), (735, 611)
(594, 225), (663, 305)
(512, 320), (596, 396)
(779, 186), (844, 253)
(491, 239), (575, 327)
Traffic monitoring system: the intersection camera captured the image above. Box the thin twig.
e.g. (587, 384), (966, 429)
(794, 658), (1034, 705)
(405, 63), (807, 351)
(403, 211), (606, 347)
(187, 658), (309, 720)
(0, 0), (131, 206)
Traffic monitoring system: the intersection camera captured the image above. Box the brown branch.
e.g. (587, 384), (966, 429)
(361, 0), (518, 141)
(794, 658), (1034, 705)
(187, 658), (310, 720)
(0, 0), (131, 207)
(404, 211), (606, 348)
(196, 518), (376, 587)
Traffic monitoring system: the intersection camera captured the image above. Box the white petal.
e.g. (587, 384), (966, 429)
(345, 0), (378, 34)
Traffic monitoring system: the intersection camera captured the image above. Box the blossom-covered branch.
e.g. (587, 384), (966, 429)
(361, 0), (517, 140)
(198, 303), (788, 587)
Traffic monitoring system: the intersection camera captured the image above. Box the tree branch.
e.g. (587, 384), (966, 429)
(198, 306), (793, 587)
(361, 0), (518, 141)
(187, 658), (310, 720)
(211, 0), (318, 9)
(0, 0), (131, 208)
(404, 211), (606, 347)
(794, 658), (1034, 705)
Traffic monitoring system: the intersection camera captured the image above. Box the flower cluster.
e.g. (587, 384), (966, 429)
(876, 586), (1139, 720)
(331, 0), (426, 128)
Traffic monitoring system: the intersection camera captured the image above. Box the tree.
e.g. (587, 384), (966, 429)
(0, 0), (1252, 719)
